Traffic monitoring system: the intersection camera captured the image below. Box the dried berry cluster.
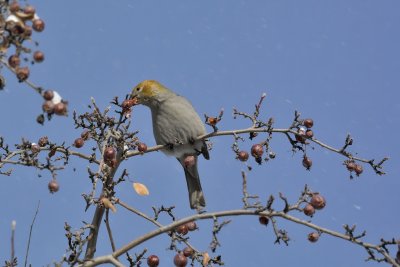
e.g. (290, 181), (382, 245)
(345, 160), (364, 177)
(295, 118), (314, 143)
(144, 222), (199, 267)
(253, 181), (327, 245)
(0, 1), (46, 85)
(0, 1), (68, 122)
(38, 89), (68, 122)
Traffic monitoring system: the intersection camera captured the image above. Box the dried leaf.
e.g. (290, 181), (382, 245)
(202, 252), (210, 266)
(133, 182), (149, 196)
(101, 198), (116, 213)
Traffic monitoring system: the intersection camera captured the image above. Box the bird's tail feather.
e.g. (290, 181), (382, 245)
(179, 157), (205, 209)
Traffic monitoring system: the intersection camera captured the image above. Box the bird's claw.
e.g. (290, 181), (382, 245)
(166, 143), (174, 150)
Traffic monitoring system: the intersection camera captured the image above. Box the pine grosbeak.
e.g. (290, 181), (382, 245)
(131, 80), (209, 209)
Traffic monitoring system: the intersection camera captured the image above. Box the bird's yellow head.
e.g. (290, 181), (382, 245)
(130, 80), (171, 104)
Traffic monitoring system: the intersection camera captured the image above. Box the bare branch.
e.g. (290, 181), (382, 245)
(77, 208), (398, 267)
(24, 201), (40, 267)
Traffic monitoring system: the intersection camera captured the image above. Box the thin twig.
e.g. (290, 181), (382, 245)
(77, 208), (399, 267)
(105, 209), (116, 253)
(24, 201), (40, 267)
(241, 171), (261, 209)
(124, 127), (386, 174)
(116, 199), (200, 253)
(10, 220), (16, 267)
(1, 59), (43, 95)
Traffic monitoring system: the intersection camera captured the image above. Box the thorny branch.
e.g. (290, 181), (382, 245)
(123, 127), (387, 175)
(210, 217), (231, 253)
(152, 205), (176, 222)
(1, 93), (393, 267)
(1, 92), (387, 178)
(77, 207), (399, 267)
(241, 171), (261, 209)
(116, 200), (206, 264)
(126, 249), (147, 267)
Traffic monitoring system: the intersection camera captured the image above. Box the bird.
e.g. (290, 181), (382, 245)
(130, 80), (209, 210)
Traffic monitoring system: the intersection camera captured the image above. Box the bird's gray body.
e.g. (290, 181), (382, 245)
(138, 87), (209, 209)
(149, 94), (207, 156)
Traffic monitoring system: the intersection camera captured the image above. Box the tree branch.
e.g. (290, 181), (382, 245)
(77, 208), (398, 267)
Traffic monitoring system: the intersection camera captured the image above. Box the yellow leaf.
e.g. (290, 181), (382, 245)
(202, 252), (210, 266)
(101, 198), (116, 213)
(133, 182), (149, 196)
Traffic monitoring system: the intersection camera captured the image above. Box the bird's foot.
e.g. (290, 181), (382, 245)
(166, 143), (174, 150)
(188, 137), (196, 145)
(196, 206), (206, 214)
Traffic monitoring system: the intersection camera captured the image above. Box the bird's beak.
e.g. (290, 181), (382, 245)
(130, 93), (141, 104)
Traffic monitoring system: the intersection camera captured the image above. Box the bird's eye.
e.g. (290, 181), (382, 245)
(136, 87), (140, 91)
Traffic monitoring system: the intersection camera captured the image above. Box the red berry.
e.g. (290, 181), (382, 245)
(308, 232), (319, 242)
(176, 224), (189, 235)
(251, 144), (264, 158)
(9, 2), (20, 13)
(42, 100), (54, 114)
(23, 5), (35, 15)
(137, 142), (147, 153)
(38, 136), (49, 147)
(304, 118), (314, 128)
(186, 221), (197, 231)
(32, 19), (45, 32)
(147, 255), (159, 267)
(183, 155), (195, 168)
(54, 102), (67, 115)
(302, 156), (312, 170)
(104, 147), (116, 161)
(31, 143), (40, 154)
(74, 138), (84, 148)
(259, 216), (269, 226)
(48, 179), (59, 193)
(303, 204), (315, 217)
(305, 129), (314, 138)
(33, 51), (45, 63)
(310, 194), (326, 210)
(346, 161), (357, 172)
(237, 151), (249, 162)
(121, 99), (136, 109)
(207, 117), (218, 125)
(295, 129), (306, 143)
(173, 253), (187, 267)
(8, 55), (20, 68)
(43, 90), (54, 101)
(182, 247), (194, 258)
(16, 67), (30, 82)
(354, 164), (363, 176)
(22, 25), (32, 38)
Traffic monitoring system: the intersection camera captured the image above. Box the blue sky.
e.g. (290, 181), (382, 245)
(1, 1), (399, 266)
